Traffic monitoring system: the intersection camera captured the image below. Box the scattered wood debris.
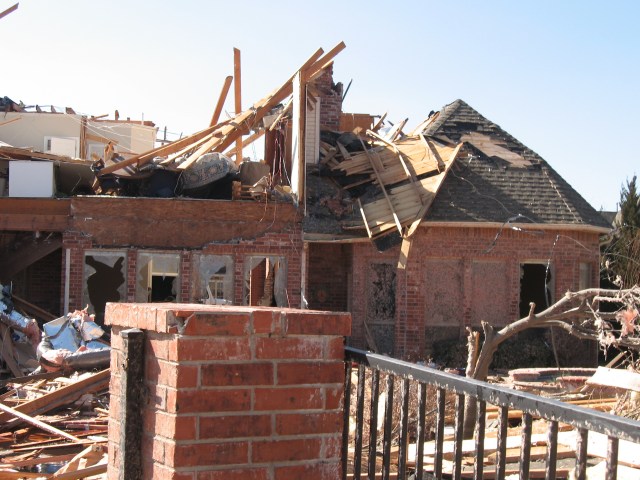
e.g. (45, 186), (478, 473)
(322, 129), (462, 240)
(0, 370), (109, 478)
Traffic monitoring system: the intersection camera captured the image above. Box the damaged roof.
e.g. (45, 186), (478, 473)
(421, 99), (611, 229)
(306, 99), (611, 239)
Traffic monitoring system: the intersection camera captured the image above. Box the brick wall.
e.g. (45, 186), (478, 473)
(306, 243), (351, 312)
(314, 65), (343, 131)
(106, 303), (350, 479)
(61, 230), (304, 313)
(62, 231), (93, 313)
(343, 225), (602, 360)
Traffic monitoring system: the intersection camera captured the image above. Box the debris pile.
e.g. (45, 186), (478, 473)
(317, 120), (463, 240)
(0, 369), (109, 478)
(0, 285), (110, 477)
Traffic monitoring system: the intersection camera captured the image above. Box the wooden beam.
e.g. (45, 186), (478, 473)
(98, 123), (221, 175)
(233, 48), (243, 164)
(359, 139), (403, 235)
(0, 3), (18, 21)
(224, 128), (265, 158)
(371, 112), (387, 133)
(0, 401), (81, 442)
(177, 47), (327, 171)
(210, 75), (233, 127)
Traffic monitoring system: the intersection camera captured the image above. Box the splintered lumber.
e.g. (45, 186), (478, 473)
(210, 75), (233, 127)
(358, 138), (403, 234)
(0, 402), (81, 443)
(51, 444), (106, 477)
(175, 47), (326, 171)
(360, 142), (462, 237)
(1, 452), (77, 469)
(99, 42), (345, 176)
(0, 369), (110, 425)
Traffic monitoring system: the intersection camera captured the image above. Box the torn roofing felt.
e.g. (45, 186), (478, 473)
(305, 99), (611, 240)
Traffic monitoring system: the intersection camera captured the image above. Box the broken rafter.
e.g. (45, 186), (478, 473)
(98, 42), (345, 176)
(358, 138), (403, 235)
(210, 75), (233, 127)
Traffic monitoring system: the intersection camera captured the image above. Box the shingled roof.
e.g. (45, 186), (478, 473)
(420, 99), (611, 229)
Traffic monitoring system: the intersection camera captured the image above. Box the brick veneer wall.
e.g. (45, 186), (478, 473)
(344, 225), (602, 359)
(106, 303), (350, 480)
(314, 65), (343, 131)
(62, 231), (304, 313)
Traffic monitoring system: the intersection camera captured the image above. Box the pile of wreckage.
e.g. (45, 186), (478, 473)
(0, 284), (109, 478)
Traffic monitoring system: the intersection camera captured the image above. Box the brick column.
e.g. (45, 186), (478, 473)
(106, 303), (351, 480)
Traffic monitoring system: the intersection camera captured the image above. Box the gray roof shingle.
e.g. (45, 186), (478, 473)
(422, 99), (611, 229)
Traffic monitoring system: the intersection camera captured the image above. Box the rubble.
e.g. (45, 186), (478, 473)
(0, 286), (110, 476)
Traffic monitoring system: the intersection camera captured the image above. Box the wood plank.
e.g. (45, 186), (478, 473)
(0, 402), (81, 442)
(210, 75), (233, 127)
(0, 3), (18, 21)
(0, 471), (50, 479)
(486, 444), (575, 463)
(233, 47), (243, 164)
(0, 369), (110, 424)
(1, 453), (77, 469)
(359, 139), (402, 235)
(52, 463), (107, 480)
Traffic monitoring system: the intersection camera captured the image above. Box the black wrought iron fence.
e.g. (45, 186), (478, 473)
(343, 346), (640, 480)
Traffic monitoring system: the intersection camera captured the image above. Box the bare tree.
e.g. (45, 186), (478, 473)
(462, 287), (640, 437)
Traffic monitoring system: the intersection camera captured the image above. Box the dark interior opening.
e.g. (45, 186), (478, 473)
(151, 275), (176, 302)
(519, 263), (551, 318)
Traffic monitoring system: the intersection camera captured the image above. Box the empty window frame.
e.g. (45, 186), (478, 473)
(243, 256), (287, 307)
(83, 250), (127, 325)
(136, 252), (180, 303)
(519, 263), (552, 318)
(194, 254), (234, 305)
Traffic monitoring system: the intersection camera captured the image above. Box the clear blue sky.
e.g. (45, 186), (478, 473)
(1, 0), (637, 211)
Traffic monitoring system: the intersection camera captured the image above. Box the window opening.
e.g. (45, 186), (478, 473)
(519, 263), (552, 317)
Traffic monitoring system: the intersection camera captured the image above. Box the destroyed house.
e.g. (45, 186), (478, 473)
(0, 45), (610, 363)
(304, 99), (611, 361)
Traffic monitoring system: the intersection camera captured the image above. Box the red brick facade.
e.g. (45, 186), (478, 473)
(106, 303), (350, 479)
(315, 65), (343, 131)
(61, 231), (304, 314)
(307, 225), (601, 360)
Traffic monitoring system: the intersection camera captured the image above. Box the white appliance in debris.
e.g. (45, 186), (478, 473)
(8, 160), (55, 197)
